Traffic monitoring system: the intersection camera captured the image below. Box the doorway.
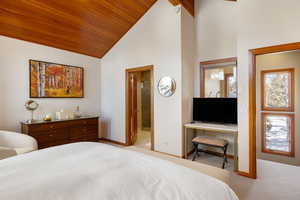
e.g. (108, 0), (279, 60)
(256, 55), (297, 165)
(125, 65), (154, 150)
(248, 42), (300, 179)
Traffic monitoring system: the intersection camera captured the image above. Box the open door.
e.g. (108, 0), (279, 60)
(126, 65), (154, 150)
(128, 72), (138, 145)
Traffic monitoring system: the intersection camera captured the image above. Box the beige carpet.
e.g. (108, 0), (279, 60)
(134, 130), (151, 149)
(100, 141), (300, 200)
(188, 152), (234, 171)
(229, 159), (300, 200)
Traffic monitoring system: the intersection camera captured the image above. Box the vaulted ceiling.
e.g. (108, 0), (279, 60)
(0, 0), (157, 58)
(0, 0), (196, 58)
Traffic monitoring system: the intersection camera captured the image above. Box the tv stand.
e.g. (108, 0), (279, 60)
(183, 122), (238, 171)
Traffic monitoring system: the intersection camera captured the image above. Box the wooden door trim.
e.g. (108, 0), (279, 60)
(247, 42), (300, 179)
(125, 65), (154, 150)
(200, 57), (237, 97)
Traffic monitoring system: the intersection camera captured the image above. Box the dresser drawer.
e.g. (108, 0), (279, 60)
(69, 125), (98, 139)
(34, 129), (69, 144)
(69, 127), (86, 139)
(70, 118), (98, 126)
(86, 125), (98, 135)
(21, 117), (99, 149)
(28, 122), (69, 133)
(86, 132), (98, 140)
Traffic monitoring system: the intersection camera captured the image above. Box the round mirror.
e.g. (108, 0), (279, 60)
(25, 100), (39, 111)
(157, 76), (176, 97)
(25, 100), (39, 123)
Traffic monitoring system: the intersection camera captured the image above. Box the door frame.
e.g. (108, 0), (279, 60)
(125, 65), (154, 150)
(247, 42), (300, 179)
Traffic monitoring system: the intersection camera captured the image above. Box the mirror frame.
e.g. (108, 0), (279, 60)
(200, 57), (238, 98)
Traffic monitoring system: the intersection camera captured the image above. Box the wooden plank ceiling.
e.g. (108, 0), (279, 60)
(0, 0), (157, 58)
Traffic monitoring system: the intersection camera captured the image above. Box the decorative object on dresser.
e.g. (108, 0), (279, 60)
(24, 100), (39, 123)
(43, 114), (53, 121)
(29, 60), (84, 98)
(74, 106), (82, 118)
(21, 117), (99, 149)
(55, 109), (75, 120)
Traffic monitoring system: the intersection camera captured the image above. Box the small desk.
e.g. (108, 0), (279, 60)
(184, 122), (238, 171)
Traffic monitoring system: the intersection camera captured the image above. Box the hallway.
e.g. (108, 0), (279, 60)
(134, 130), (151, 149)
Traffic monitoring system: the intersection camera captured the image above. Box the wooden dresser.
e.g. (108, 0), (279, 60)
(21, 117), (99, 149)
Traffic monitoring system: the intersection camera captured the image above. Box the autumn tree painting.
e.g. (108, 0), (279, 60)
(30, 60), (84, 98)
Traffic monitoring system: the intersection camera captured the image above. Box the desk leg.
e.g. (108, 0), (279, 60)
(233, 134), (238, 171)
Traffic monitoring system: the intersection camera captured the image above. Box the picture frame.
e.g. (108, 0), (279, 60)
(29, 60), (84, 98)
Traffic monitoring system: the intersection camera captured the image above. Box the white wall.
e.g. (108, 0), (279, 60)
(193, 0), (300, 174)
(181, 7), (195, 153)
(194, 0), (238, 96)
(100, 0), (183, 156)
(0, 36), (101, 132)
(192, 0), (238, 157)
(237, 0), (300, 172)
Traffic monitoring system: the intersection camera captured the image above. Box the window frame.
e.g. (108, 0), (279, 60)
(261, 68), (295, 112)
(261, 112), (295, 157)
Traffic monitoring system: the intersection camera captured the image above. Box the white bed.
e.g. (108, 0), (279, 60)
(0, 142), (238, 200)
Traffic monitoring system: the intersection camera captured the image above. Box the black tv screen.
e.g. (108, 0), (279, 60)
(193, 98), (237, 124)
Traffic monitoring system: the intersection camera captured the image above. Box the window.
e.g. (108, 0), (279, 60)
(261, 69), (294, 111)
(225, 73), (237, 98)
(261, 113), (294, 156)
(261, 68), (295, 157)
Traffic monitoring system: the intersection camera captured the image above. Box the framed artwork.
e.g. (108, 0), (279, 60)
(29, 60), (84, 98)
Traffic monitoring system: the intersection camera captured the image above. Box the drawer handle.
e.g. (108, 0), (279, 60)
(49, 134), (53, 137)
(50, 126), (54, 129)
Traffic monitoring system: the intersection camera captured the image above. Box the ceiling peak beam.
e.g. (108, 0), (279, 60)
(168, 0), (194, 16)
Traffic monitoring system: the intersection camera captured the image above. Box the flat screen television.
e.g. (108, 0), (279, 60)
(193, 98), (237, 124)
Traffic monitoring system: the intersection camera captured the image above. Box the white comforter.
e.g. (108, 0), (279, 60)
(0, 142), (238, 200)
